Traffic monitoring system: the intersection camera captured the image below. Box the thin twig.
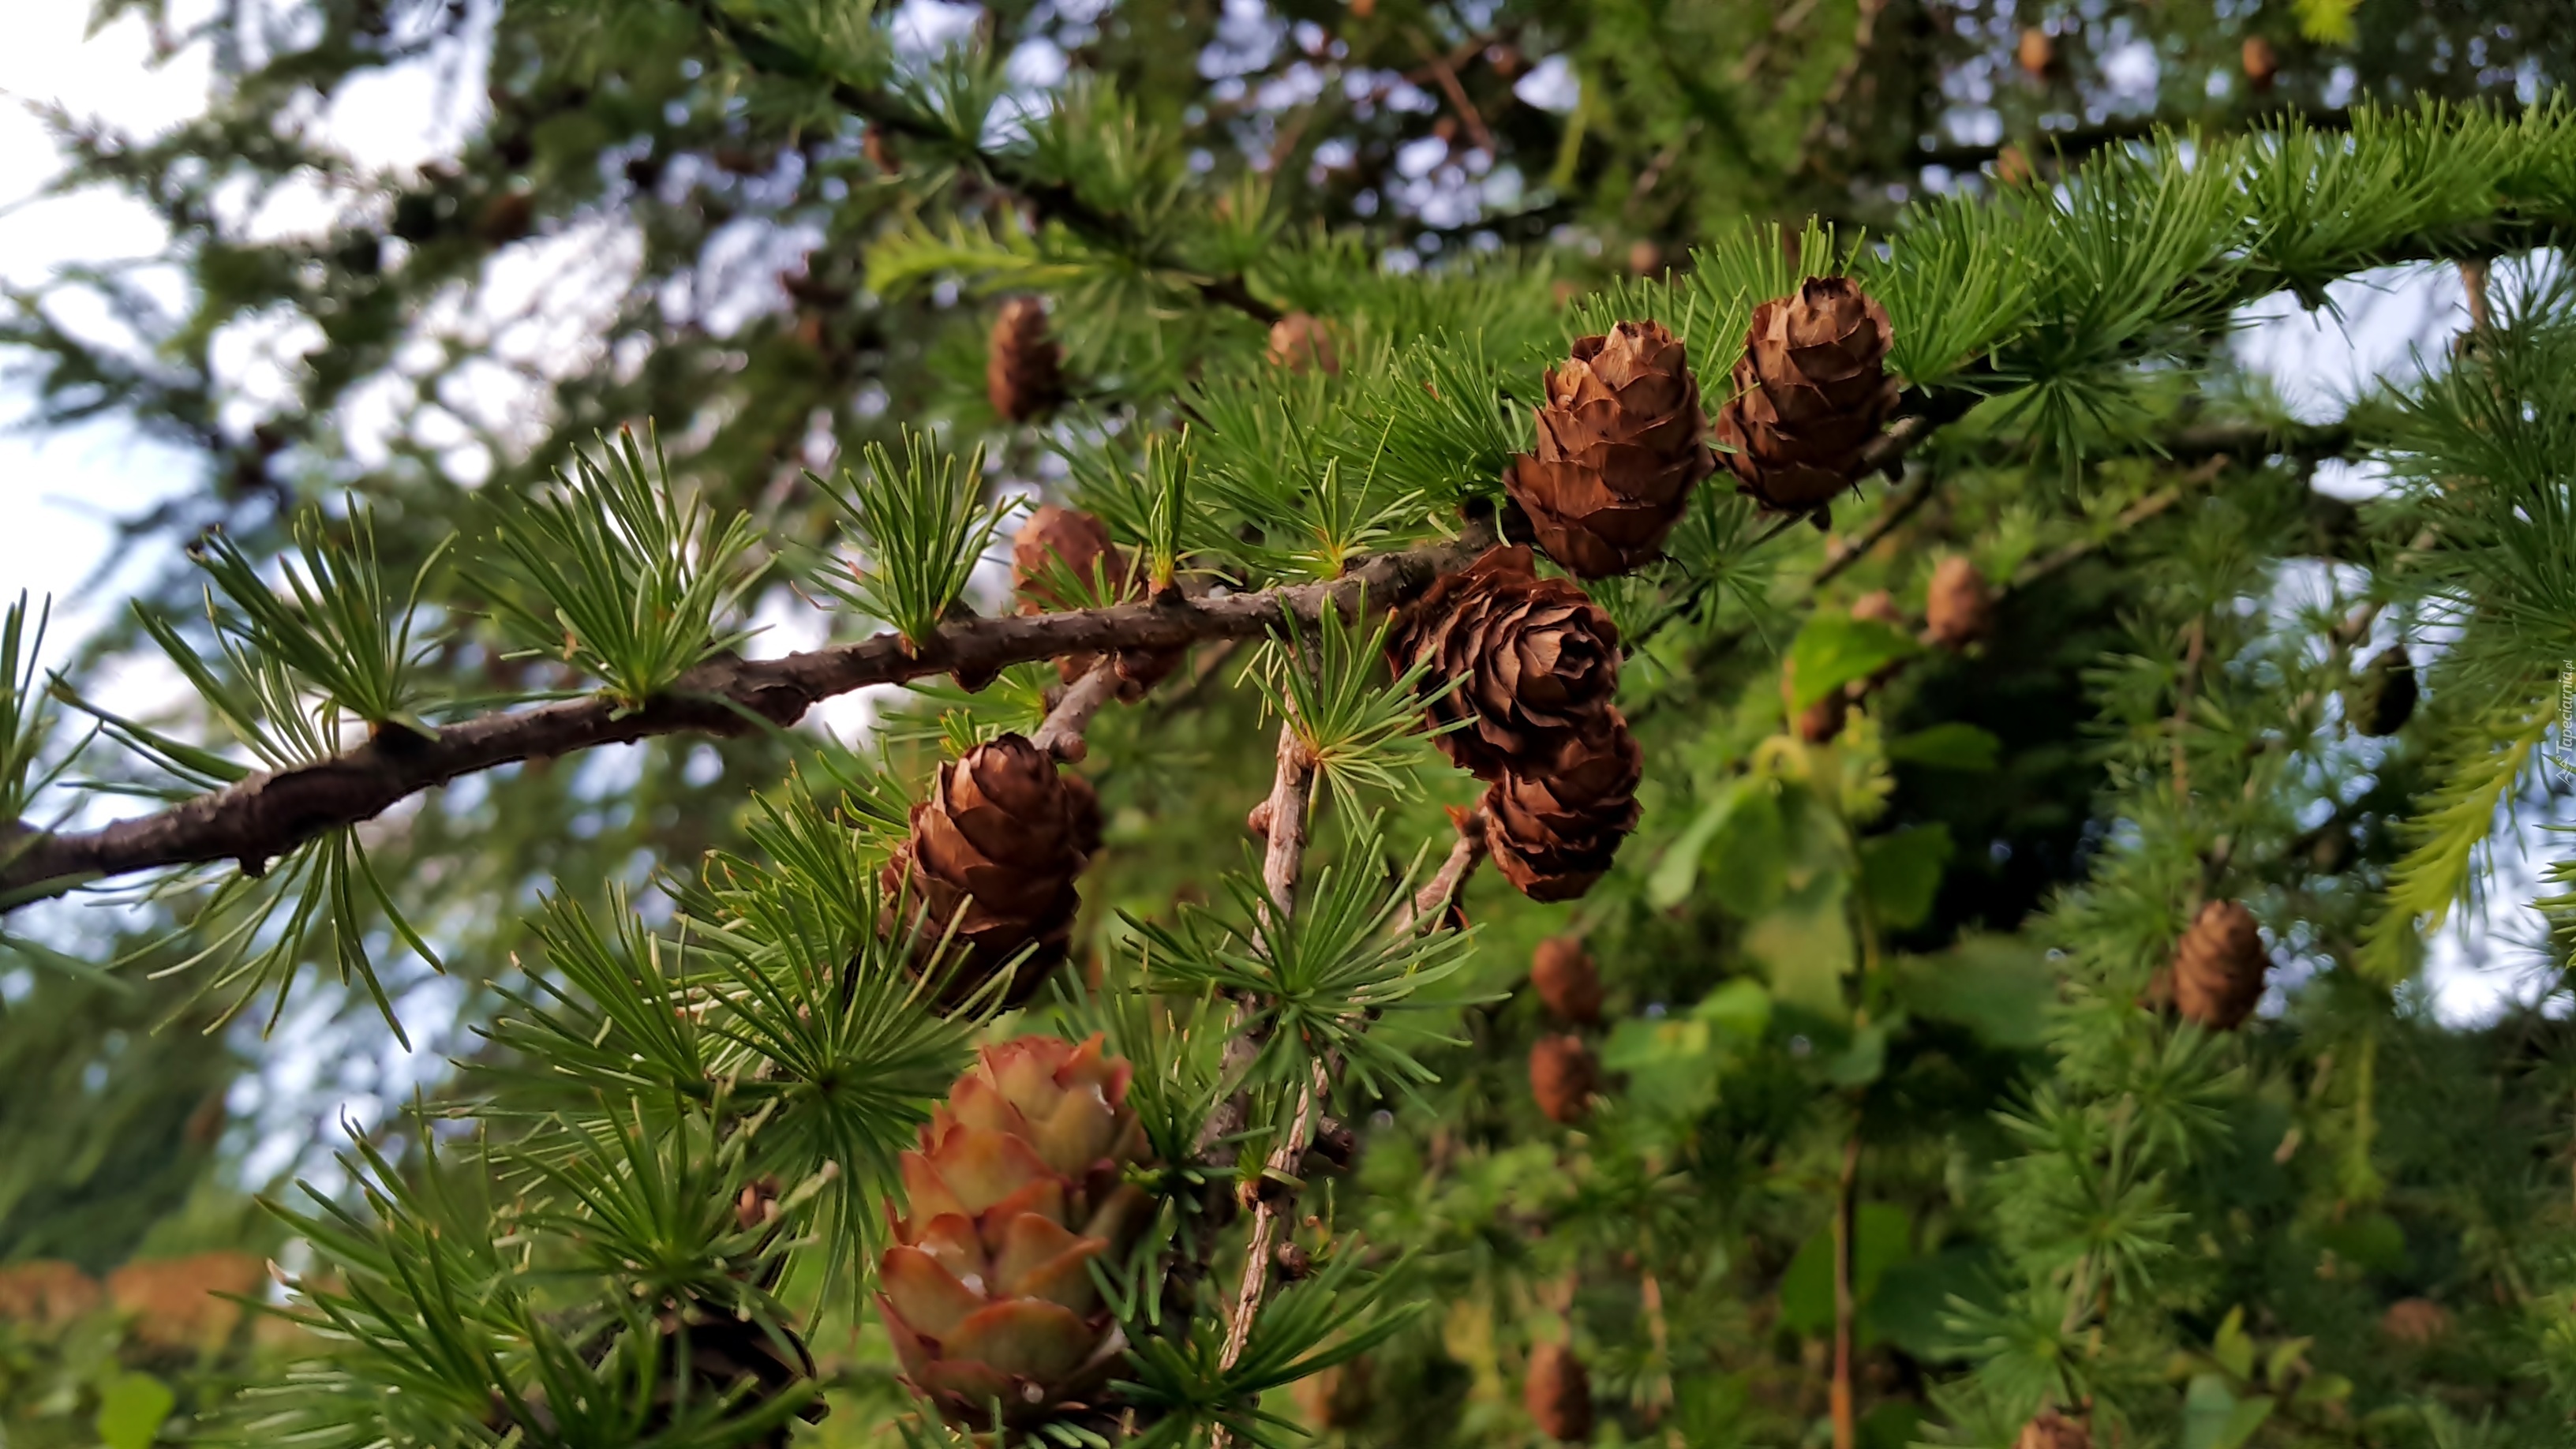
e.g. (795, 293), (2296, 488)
(1409, 28), (1495, 156)
(1391, 807), (1488, 937)
(1210, 728), (1324, 1449)
(1029, 659), (1122, 761)
(1829, 1129), (1862, 1449)
(1816, 472), (1936, 588)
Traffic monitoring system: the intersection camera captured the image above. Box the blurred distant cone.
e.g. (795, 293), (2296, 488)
(2171, 900), (2265, 1031)
(1531, 936), (1604, 1024)
(987, 297), (1065, 423)
(1530, 1035), (1600, 1124)
(1524, 1342), (1594, 1441)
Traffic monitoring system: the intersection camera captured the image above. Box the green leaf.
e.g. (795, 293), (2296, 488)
(1705, 783), (1787, 918)
(1646, 781), (1742, 910)
(1859, 824), (1953, 930)
(2313, 1211), (2410, 1275)
(2184, 1373), (2275, 1449)
(95, 1371), (175, 1449)
(1692, 977), (1774, 1039)
(1866, 1245), (2002, 1360)
(1890, 935), (2055, 1049)
(1885, 722), (2001, 771)
(1788, 615), (1919, 710)
(2212, 1307), (2256, 1380)
(1825, 1019), (1891, 1087)
(1778, 1202), (1913, 1337)
(1743, 872), (1852, 1016)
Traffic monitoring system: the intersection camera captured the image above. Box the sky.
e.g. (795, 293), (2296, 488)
(0, 4), (2557, 1035)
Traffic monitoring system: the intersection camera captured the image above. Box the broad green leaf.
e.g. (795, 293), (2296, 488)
(1885, 722), (2001, 771)
(1707, 783), (1787, 917)
(1825, 1019), (1889, 1087)
(1787, 615), (1919, 710)
(1779, 1202), (1913, 1336)
(2313, 1211), (2409, 1275)
(1892, 935), (2055, 1049)
(2213, 1307), (2256, 1380)
(1646, 780), (1743, 910)
(2184, 1373), (2275, 1449)
(95, 1372), (174, 1449)
(1859, 823), (1953, 929)
(1743, 872), (1852, 1016)
(1692, 978), (1773, 1040)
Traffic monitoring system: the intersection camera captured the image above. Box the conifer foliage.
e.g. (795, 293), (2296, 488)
(11, 6), (2576, 1449)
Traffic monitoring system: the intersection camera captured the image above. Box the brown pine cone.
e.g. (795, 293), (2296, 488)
(2017, 27), (2056, 78)
(2243, 36), (2279, 90)
(1012, 504), (1122, 608)
(1484, 719), (1643, 902)
(2016, 1408), (2091, 1449)
(882, 734), (1094, 1006)
(1295, 1356), (1375, 1429)
(1924, 556), (1994, 650)
(1523, 1341), (1594, 1441)
(1781, 657), (1849, 744)
(1392, 545), (1623, 781)
(1531, 936), (1604, 1025)
(1530, 1035), (1600, 1125)
(1267, 312), (1341, 375)
(1849, 590), (1901, 627)
(1501, 320), (1717, 578)
(2380, 1297), (2451, 1346)
(2171, 899), (2265, 1031)
(987, 297), (1065, 423)
(2347, 646), (2417, 736)
(1009, 504), (1181, 691)
(1715, 276), (1900, 516)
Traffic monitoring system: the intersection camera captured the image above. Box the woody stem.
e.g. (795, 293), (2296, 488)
(1391, 804), (1488, 937)
(1206, 729), (1324, 1449)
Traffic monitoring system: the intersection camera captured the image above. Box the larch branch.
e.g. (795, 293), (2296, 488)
(0, 538), (1481, 904)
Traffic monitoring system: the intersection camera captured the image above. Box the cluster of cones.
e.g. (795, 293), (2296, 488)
(1394, 546), (1642, 902)
(1526, 935), (1605, 1125)
(1499, 277), (1898, 580)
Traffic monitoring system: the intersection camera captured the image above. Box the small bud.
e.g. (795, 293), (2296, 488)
(1305, 1118), (1359, 1174)
(1247, 799), (1275, 839)
(1274, 1242), (1315, 1280)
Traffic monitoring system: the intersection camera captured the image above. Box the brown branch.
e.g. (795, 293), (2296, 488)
(1817, 472), (1936, 589)
(1210, 728), (1324, 1449)
(1408, 28), (1495, 157)
(1391, 806), (1488, 937)
(2, 537), (1485, 905)
(1908, 99), (2361, 173)
(1030, 659), (1123, 762)
(1829, 1129), (1862, 1449)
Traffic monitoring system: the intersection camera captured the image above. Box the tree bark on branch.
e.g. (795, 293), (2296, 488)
(0, 537), (1484, 904)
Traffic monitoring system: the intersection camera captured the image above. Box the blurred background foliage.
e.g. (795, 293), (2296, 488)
(1, 0), (2572, 1445)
